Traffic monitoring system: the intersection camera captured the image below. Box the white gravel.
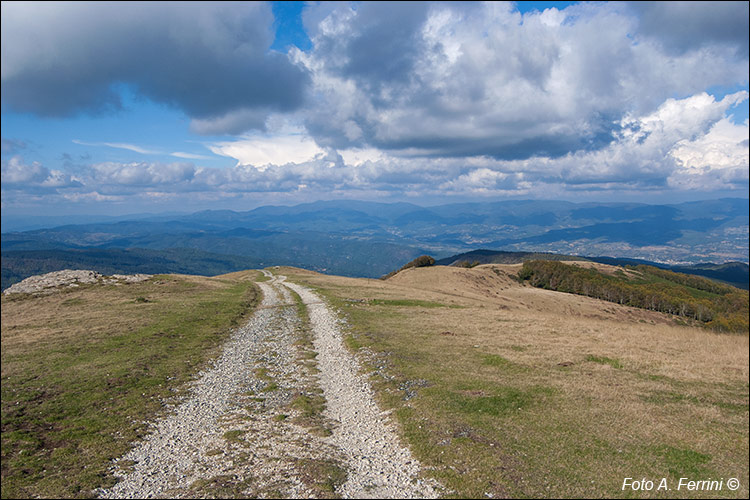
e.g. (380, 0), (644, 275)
(97, 271), (439, 499)
(283, 279), (440, 499)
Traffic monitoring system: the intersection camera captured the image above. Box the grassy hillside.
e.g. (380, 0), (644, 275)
(518, 261), (749, 333)
(436, 250), (750, 290)
(588, 257), (749, 290)
(3, 264), (747, 498)
(1, 272), (261, 498)
(283, 264), (749, 498)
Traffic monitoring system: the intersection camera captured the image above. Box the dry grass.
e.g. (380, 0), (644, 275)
(281, 264), (749, 499)
(1, 271), (261, 499)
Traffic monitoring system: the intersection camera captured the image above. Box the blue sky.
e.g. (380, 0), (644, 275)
(2, 1), (748, 216)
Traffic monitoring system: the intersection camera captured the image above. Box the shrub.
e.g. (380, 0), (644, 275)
(381, 255), (435, 279)
(406, 255), (436, 269)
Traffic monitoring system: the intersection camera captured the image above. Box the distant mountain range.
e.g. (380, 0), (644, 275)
(2, 198), (748, 290)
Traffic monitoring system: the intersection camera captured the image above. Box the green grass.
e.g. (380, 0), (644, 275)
(651, 445), (712, 478)
(1, 274), (260, 499)
(481, 353), (513, 367)
(368, 298), (462, 308)
(186, 474), (254, 498)
(285, 287), (334, 437)
(223, 430), (247, 443)
(261, 382), (279, 392)
(449, 386), (555, 417)
(586, 354), (624, 369)
(640, 389), (749, 414)
(295, 458), (347, 496)
(254, 367), (272, 381)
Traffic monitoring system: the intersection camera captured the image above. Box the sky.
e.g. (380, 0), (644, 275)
(1, 1), (748, 216)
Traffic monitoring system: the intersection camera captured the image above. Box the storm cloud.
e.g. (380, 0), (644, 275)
(1, 2), (308, 132)
(633, 1), (749, 57)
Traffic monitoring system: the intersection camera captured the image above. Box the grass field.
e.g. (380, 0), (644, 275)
(2, 263), (747, 499)
(281, 264), (749, 499)
(1, 271), (261, 499)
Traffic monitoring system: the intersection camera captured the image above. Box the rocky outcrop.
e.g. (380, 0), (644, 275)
(2, 270), (152, 295)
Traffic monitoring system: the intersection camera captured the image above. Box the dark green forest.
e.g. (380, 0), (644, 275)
(518, 261), (749, 333)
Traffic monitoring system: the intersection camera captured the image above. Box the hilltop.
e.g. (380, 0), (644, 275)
(435, 249), (749, 290)
(2, 263), (748, 498)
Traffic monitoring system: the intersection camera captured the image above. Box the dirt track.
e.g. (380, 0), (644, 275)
(98, 271), (438, 499)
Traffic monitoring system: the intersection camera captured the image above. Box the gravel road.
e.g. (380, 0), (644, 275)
(98, 271), (439, 499)
(283, 279), (439, 499)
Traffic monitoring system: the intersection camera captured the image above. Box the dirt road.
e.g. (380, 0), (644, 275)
(98, 272), (438, 499)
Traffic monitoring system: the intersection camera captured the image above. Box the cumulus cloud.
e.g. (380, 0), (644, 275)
(1, 156), (79, 190)
(1, 157), (50, 185)
(208, 135), (325, 170)
(4, 89), (747, 207)
(2, 1), (748, 210)
(90, 161), (196, 188)
(669, 116), (750, 190)
(1, 2), (308, 134)
(488, 91), (750, 192)
(157, 90), (745, 199)
(296, 1), (748, 160)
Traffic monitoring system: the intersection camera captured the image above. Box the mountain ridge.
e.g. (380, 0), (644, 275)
(2, 198), (747, 290)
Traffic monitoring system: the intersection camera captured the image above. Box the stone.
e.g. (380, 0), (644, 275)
(3, 269), (152, 295)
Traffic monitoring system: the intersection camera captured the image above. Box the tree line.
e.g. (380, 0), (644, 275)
(518, 261), (748, 333)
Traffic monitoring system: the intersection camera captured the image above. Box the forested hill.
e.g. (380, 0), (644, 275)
(437, 250), (749, 290)
(518, 261), (749, 333)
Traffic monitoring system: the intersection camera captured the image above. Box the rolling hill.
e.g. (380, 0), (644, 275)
(435, 249), (750, 290)
(2, 262), (748, 498)
(282, 264), (750, 497)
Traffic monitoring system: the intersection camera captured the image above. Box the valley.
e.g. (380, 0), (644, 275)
(3, 198), (748, 291)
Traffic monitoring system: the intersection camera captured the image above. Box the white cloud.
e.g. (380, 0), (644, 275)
(298, 1), (748, 161)
(1, 155), (78, 190)
(169, 152), (213, 160)
(91, 161), (195, 187)
(209, 134), (325, 170)
(338, 147), (385, 166)
(669, 117), (750, 190)
(73, 140), (160, 155)
(671, 118), (749, 172)
(2, 156), (49, 184)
